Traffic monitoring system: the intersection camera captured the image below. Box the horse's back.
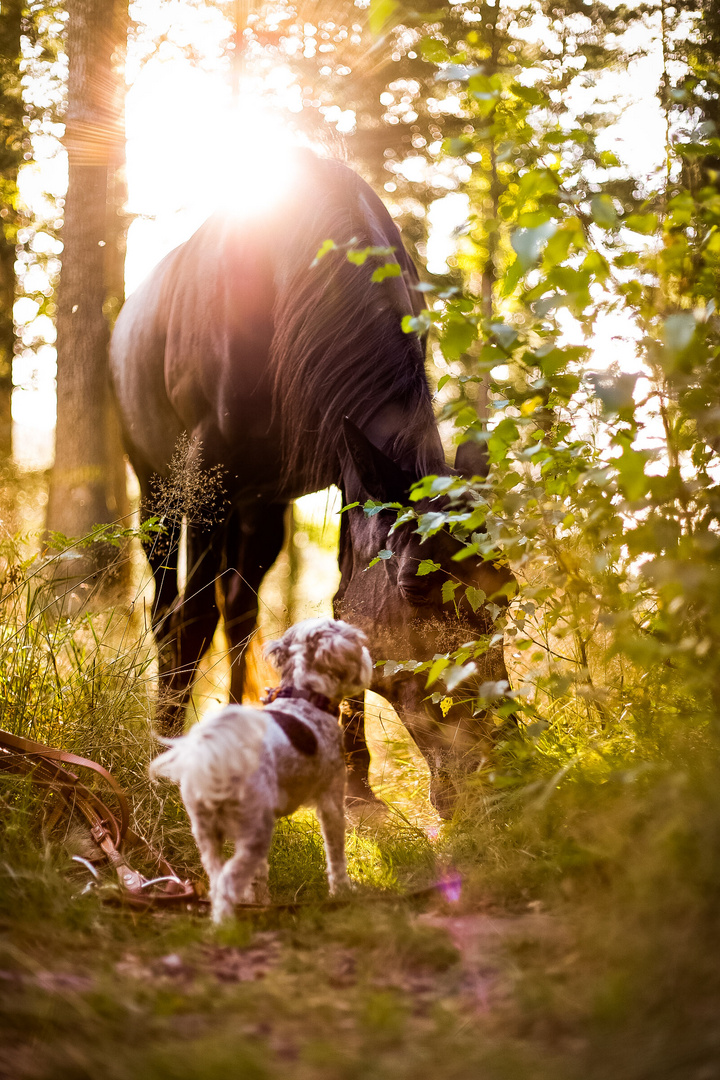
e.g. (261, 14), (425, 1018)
(110, 152), (428, 497)
(111, 213), (279, 488)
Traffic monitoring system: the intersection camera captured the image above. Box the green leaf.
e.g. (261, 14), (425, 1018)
(417, 559), (441, 576)
(347, 244), (396, 266)
(442, 136), (473, 157)
(543, 227), (577, 266)
(419, 36), (449, 63)
(366, 548), (394, 570)
(465, 586), (486, 612)
(312, 239), (336, 265)
(371, 261), (402, 283)
(426, 655), (450, 687)
(663, 313), (696, 357)
(452, 542), (480, 562)
(440, 317), (477, 360)
(590, 194), (618, 229)
(402, 313), (433, 334)
(442, 580), (460, 604)
(489, 322), (518, 352)
(416, 512), (447, 538)
(369, 0), (398, 35)
(550, 373), (580, 400)
(615, 445), (650, 502)
(511, 83), (546, 106)
(511, 222), (557, 272)
(587, 371), (638, 415)
(625, 212), (659, 235)
(437, 373), (452, 390)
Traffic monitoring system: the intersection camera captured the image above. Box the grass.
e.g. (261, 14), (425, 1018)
(2, 504), (720, 1080)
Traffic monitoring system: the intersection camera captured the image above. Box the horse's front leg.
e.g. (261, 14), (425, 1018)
(340, 694), (387, 814)
(341, 693), (371, 798)
(220, 502), (287, 704)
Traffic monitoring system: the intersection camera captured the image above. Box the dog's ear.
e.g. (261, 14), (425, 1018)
(265, 622), (304, 672)
(264, 636), (289, 669)
(309, 621), (374, 698)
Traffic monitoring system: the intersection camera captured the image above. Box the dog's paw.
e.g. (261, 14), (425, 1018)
(328, 875), (354, 898)
(211, 898), (236, 924)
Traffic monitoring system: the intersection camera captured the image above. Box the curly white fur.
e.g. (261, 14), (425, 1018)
(149, 617), (372, 923)
(264, 617), (372, 702)
(149, 709), (267, 802)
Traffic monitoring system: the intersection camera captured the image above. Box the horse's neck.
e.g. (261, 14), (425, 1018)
(363, 403), (447, 478)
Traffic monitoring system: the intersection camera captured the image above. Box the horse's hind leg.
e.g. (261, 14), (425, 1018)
(135, 467), (183, 682)
(158, 523), (223, 733)
(219, 502), (287, 704)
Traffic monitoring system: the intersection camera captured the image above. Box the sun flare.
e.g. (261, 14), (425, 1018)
(205, 89), (301, 218)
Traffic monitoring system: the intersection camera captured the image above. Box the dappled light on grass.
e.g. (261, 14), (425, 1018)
(364, 692), (442, 834)
(268, 811), (438, 902)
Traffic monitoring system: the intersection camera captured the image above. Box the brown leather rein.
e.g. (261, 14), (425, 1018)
(0, 727), (195, 908)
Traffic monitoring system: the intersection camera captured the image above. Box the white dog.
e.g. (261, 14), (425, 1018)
(150, 617), (372, 922)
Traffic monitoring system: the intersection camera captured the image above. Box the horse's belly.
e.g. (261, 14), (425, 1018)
(110, 268), (186, 477)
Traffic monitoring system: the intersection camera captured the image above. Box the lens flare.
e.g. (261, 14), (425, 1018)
(207, 86), (300, 217)
(437, 869), (463, 904)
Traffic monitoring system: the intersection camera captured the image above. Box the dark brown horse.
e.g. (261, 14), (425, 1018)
(110, 150), (513, 816)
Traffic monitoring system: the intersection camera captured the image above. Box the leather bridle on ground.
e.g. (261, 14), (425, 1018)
(0, 727), (196, 908)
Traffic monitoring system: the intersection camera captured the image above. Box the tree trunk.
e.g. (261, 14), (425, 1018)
(0, 0), (24, 463)
(104, 0), (130, 525)
(46, 0), (128, 560)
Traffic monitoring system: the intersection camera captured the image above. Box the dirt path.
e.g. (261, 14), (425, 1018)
(420, 910), (563, 1013)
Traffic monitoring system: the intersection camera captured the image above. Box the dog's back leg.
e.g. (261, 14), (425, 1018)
(316, 779), (351, 895)
(213, 808), (274, 923)
(187, 800), (226, 899)
(243, 856), (270, 904)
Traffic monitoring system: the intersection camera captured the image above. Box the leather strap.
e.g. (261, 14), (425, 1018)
(0, 727), (195, 907)
(0, 728), (130, 845)
(266, 709), (318, 756)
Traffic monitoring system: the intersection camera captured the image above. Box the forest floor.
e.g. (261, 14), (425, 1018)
(1, 867), (578, 1080)
(3, 692), (718, 1080)
(3, 496), (718, 1080)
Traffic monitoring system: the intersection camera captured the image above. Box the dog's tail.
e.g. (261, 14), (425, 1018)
(149, 707), (267, 802)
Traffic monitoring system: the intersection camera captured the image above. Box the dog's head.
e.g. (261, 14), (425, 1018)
(265, 617), (373, 702)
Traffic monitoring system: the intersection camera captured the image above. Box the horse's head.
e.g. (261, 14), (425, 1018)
(335, 420), (515, 817)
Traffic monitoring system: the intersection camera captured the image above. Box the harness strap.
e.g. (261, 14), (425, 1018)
(266, 709), (318, 756)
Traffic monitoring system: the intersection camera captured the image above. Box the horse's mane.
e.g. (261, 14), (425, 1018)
(270, 154), (441, 492)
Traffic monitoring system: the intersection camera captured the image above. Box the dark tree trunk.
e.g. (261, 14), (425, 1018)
(0, 0), (24, 463)
(46, 0), (128, 553)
